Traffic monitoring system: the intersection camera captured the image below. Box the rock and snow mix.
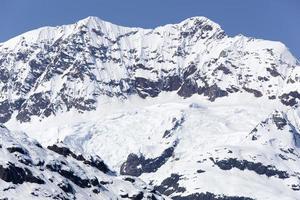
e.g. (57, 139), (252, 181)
(0, 125), (166, 199)
(0, 16), (300, 200)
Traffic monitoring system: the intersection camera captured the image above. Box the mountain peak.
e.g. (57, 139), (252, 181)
(180, 16), (214, 24)
(178, 16), (223, 30)
(76, 16), (111, 27)
(0, 16), (225, 49)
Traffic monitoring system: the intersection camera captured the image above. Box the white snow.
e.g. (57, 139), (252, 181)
(0, 15), (300, 200)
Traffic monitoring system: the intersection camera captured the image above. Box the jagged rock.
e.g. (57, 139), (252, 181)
(135, 77), (162, 98)
(202, 84), (228, 101)
(155, 174), (186, 196)
(177, 79), (198, 98)
(172, 192), (254, 200)
(48, 143), (111, 174)
(0, 100), (12, 123)
(57, 179), (75, 194)
(0, 163), (45, 184)
(272, 111), (288, 130)
(280, 91), (300, 107)
(212, 158), (289, 179)
(120, 142), (177, 176)
(242, 87), (263, 97)
(6, 146), (28, 155)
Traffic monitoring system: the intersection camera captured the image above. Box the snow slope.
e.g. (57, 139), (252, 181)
(0, 125), (167, 199)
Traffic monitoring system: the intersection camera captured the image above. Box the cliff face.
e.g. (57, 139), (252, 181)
(0, 16), (298, 123)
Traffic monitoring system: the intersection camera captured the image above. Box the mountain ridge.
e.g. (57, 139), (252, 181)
(0, 16), (221, 48)
(0, 16), (299, 123)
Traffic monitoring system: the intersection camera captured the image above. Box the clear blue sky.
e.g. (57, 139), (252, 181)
(1, 0), (299, 59)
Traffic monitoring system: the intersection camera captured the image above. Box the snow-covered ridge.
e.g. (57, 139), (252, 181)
(0, 16), (299, 123)
(0, 16), (220, 48)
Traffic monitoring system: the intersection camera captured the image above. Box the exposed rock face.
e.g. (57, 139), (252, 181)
(120, 141), (177, 177)
(280, 91), (300, 107)
(155, 174), (254, 200)
(155, 174), (186, 196)
(0, 16), (298, 123)
(47, 144), (111, 174)
(0, 163), (45, 185)
(172, 193), (254, 200)
(0, 126), (166, 199)
(211, 158), (289, 179)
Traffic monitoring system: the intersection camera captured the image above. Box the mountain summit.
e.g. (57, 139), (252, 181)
(0, 16), (300, 200)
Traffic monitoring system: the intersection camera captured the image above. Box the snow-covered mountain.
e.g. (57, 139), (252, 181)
(0, 125), (166, 199)
(1, 16), (300, 200)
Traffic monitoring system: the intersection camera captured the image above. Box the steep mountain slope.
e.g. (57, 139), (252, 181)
(0, 16), (299, 123)
(0, 16), (300, 200)
(0, 125), (166, 199)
